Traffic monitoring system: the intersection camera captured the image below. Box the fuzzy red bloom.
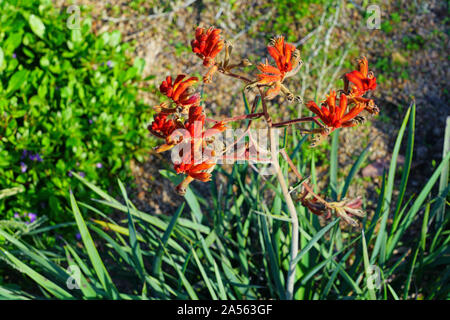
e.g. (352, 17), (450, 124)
(267, 36), (297, 75)
(150, 104), (225, 192)
(174, 157), (216, 195)
(175, 161), (215, 181)
(159, 75), (200, 106)
(257, 60), (283, 84)
(251, 36), (301, 100)
(306, 91), (366, 131)
(344, 56), (377, 97)
(191, 26), (224, 67)
(148, 114), (182, 153)
(205, 121), (227, 138)
(149, 114), (176, 138)
(257, 36), (300, 83)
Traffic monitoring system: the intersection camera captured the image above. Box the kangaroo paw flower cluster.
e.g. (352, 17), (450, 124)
(191, 26), (225, 83)
(304, 56), (378, 145)
(246, 35), (302, 101)
(297, 184), (365, 227)
(149, 73), (227, 194)
(148, 26), (379, 227)
(159, 75), (200, 110)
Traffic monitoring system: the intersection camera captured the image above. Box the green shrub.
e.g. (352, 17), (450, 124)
(0, 0), (151, 222)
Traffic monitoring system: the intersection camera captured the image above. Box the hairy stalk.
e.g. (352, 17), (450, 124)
(272, 116), (324, 128)
(281, 149), (329, 206)
(220, 72), (301, 300)
(259, 91), (299, 300)
(270, 128), (299, 300)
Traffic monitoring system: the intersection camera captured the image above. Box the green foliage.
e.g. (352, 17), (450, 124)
(381, 12), (402, 34)
(259, 0), (327, 42)
(0, 0), (151, 222)
(402, 35), (425, 51)
(0, 102), (448, 300)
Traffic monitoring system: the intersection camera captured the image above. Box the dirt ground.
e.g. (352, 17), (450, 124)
(54, 0), (449, 216)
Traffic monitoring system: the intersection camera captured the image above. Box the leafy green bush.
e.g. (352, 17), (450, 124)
(0, 0), (151, 222)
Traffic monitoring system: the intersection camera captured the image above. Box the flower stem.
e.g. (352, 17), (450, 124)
(206, 112), (265, 124)
(260, 93), (298, 300)
(272, 116), (322, 128)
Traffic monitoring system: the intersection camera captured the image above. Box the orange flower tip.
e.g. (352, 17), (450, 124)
(155, 144), (174, 153)
(175, 176), (194, 196)
(190, 172), (212, 182)
(211, 122), (227, 132)
(153, 105), (162, 113)
(203, 64), (218, 83)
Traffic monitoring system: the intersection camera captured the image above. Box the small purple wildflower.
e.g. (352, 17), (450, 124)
(78, 172), (85, 178)
(12, 53), (17, 59)
(89, 119), (93, 124)
(20, 162), (28, 173)
(14, 213), (20, 219)
(28, 213), (37, 223)
(68, 171), (73, 177)
(107, 60), (113, 68)
(29, 153), (43, 162)
(96, 163), (103, 168)
(21, 150), (28, 159)
(76, 233), (82, 241)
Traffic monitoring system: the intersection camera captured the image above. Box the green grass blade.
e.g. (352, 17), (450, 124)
(63, 247), (98, 298)
(392, 103), (415, 223)
(0, 229), (69, 282)
(159, 169), (203, 222)
(153, 203), (185, 276)
(371, 106), (412, 264)
(330, 129), (340, 200)
(260, 215), (286, 300)
(164, 244), (198, 300)
(387, 151), (450, 259)
(403, 245), (420, 300)
(437, 116), (450, 225)
(213, 260), (227, 300)
(0, 249), (72, 299)
(118, 179), (146, 280)
(362, 230), (377, 300)
(341, 142), (371, 198)
(0, 285), (32, 300)
(70, 191), (119, 299)
(191, 247), (218, 300)
(292, 219), (339, 266)
(387, 284), (400, 300)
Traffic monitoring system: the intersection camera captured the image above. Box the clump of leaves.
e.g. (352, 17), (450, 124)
(0, 0), (152, 222)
